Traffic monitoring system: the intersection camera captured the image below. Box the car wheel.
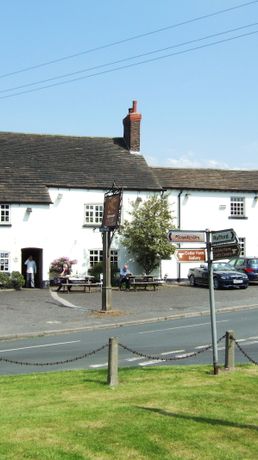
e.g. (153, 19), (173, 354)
(189, 275), (196, 287)
(213, 278), (220, 290)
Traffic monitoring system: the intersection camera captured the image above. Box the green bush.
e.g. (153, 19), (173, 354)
(88, 262), (119, 286)
(0, 271), (25, 290)
(0, 272), (11, 289)
(10, 271), (25, 290)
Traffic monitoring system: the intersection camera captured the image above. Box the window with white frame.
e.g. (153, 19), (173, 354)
(0, 251), (9, 271)
(89, 249), (118, 267)
(84, 204), (103, 225)
(230, 197), (245, 217)
(238, 237), (245, 256)
(0, 205), (10, 224)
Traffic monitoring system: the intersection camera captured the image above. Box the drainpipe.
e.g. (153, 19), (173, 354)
(177, 190), (183, 282)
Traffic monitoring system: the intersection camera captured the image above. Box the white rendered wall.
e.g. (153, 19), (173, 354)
(162, 190), (258, 280)
(3, 187), (257, 283)
(1, 188), (159, 281)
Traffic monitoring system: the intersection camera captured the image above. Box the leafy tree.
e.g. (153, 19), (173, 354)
(120, 195), (175, 274)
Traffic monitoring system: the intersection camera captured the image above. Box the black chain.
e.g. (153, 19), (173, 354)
(118, 334), (226, 362)
(0, 334), (232, 367)
(233, 339), (258, 365)
(0, 344), (108, 367)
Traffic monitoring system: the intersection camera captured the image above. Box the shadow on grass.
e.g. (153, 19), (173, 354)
(82, 377), (107, 386)
(138, 406), (258, 431)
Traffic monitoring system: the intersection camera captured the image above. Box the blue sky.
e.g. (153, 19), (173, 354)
(1, 0), (258, 169)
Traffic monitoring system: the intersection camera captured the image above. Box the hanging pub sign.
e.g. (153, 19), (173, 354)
(101, 187), (122, 230)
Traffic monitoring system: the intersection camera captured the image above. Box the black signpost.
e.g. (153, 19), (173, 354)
(100, 184), (122, 311)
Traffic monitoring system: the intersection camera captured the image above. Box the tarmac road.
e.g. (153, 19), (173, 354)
(0, 283), (258, 340)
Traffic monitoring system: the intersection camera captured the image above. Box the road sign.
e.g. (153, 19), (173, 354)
(211, 228), (237, 245)
(175, 249), (206, 262)
(168, 230), (206, 243)
(212, 243), (240, 261)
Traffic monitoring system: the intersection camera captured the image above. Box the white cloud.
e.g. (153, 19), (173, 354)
(147, 150), (230, 169)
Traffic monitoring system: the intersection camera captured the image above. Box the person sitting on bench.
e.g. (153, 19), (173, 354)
(119, 264), (132, 290)
(57, 263), (71, 291)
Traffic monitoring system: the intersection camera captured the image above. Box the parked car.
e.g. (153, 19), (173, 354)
(228, 257), (258, 282)
(188, 262), (249, 289)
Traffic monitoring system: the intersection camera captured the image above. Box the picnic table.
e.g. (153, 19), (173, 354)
(127, 275), (164, 291)
(58, 276), (102, 293)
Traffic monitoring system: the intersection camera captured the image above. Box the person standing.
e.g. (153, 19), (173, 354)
(24, 255), (37, 288)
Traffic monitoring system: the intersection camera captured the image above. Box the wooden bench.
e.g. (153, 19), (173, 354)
(59, 282), (102, 293)
(130, 279), (163, 291)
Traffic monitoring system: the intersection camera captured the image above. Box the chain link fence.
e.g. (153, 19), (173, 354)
(0, 333), (257, 368)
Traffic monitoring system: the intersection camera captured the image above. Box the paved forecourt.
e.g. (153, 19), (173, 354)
(0, 284), (257, 339)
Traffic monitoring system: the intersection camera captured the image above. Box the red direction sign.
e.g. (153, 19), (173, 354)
(212, 243), (240, 261)
(175, 249), (206, 263)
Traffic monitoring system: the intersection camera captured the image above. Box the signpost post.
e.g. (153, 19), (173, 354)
(168, 226), (240, 375)
(206, 229), (219, 375)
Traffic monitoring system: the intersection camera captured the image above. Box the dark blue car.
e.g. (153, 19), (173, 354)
(188, 262), (249, 289)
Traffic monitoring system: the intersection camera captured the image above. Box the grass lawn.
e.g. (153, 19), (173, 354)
(0, 365), (258, 459)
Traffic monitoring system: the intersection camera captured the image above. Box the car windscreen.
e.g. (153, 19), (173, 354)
(247, 259), (258, 268)
(213, 264), (233, 271)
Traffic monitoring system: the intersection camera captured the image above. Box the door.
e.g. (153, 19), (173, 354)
(21, 248), (43, 288)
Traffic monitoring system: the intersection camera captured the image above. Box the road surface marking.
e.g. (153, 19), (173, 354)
(241, 340), (258, 346)
(89, 363), (108, 368)
(139, 319), (228, 334)
(0, 340), (80, 353)
(126, 356), (146, 362)
(139, 359), (165, 366)
(195, 344), (210, 349)
(237, 336), (258, 343)
(161, 349), (185, 355)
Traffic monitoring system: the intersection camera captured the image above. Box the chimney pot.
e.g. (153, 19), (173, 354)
(132, 100), (137, 112)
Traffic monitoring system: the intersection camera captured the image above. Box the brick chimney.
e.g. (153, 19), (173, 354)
(123, 100), (142, 152)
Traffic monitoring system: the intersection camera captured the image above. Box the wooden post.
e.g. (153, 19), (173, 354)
(101, 230), (112, 311)
(225, 330), (235, 369)
(107, 337), (119, 387)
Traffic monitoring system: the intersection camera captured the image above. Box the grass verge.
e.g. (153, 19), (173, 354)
(0, 365), (258, 459)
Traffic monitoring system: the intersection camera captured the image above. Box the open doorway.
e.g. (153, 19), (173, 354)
(21, 248), (43, 288)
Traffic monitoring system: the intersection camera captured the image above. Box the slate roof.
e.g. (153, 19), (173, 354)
(152, 167), (258, 192)
(0, 132), (162, 204)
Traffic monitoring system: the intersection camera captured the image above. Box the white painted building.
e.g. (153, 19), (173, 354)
(1, 101), (258, 285)
(153, 168), (258, 279)
(0, 101), (162, 286)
